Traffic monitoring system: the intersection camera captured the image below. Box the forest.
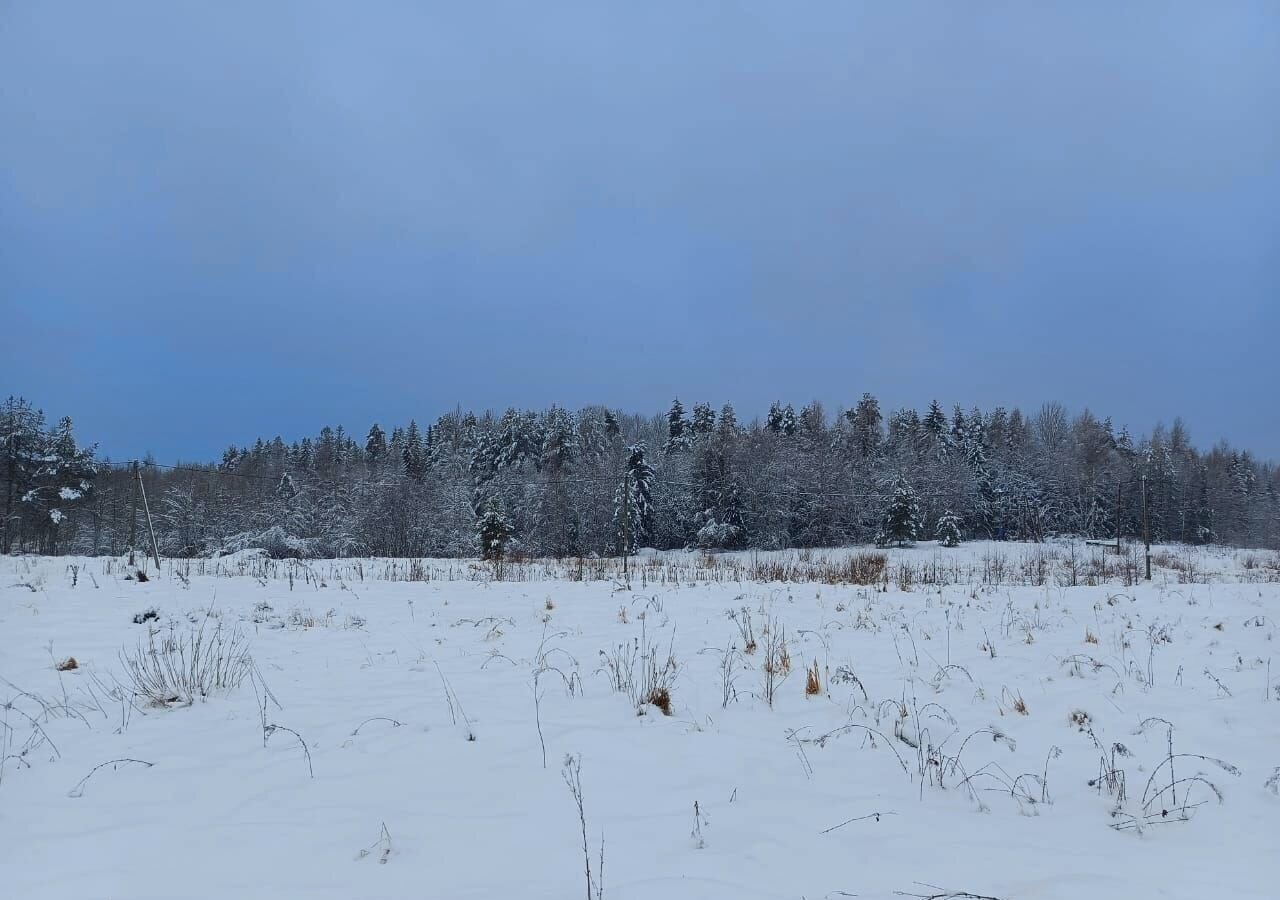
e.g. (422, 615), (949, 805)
(3, 394), (1276, 558)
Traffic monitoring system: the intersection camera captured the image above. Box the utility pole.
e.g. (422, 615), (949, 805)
(1141, 474), (1151, 580)
(136, 462), (162, 575)
(127, 462), (140, 553)
(621, 467), (631, 583)
(1115, 481), (1123, 554)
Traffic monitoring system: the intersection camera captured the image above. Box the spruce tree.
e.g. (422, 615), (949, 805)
(766, 402), (784, 435)
(365, 424), (387, 467)
(848, 393), (883, 459)
(935, 511), (963, 547)
(614, 443), (655, 552)
(879, 475), (921, 547)
(665, 399), (689, 452)
(603, 410), (620, 441)
(923, 400), (948, 454)
(779, 404), (798, 437)
(717, 403), (738, 435)
(402, 420), (425, 481)
(477, 495), (513, 561)
(690, 402), (715, 436)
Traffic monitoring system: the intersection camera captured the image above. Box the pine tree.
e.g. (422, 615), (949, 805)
(614, 443), (655, 552)
(477, 495), (513, 561)
(365, 424), (387, 467)
(690, 402), (715, 437)
(540, 406), (579, 473)
(23, 415), (96, 554)
(847, 393), (883, 459)
(766, 402), (784, 435)
(950, 406), (968, 449)
(779, 403), (798, 437)
(935, 511), (962, 547)
(1, 397), (45, 552)
(665, 399), (689, 452)
(879, 475), (921, 547)
(603, 410), (620, 441)
(798, 403), (824, 440)
(717, 403), (738, 435)
(403, 420), (425, 481)
(923, 400), (948, 456)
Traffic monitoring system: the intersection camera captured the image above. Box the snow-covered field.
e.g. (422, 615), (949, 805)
(2, 542), (1278, 899)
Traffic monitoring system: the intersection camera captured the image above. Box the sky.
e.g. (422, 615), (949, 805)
(2, 2), (1278, 462)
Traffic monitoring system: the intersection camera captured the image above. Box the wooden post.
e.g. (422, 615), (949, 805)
(621, 467), (631, 582)
(136, 463), (162, 575)
(127, 461), (139, 552)
(1115, 480), (1122, 553)
(1141, 474), (1151, 580)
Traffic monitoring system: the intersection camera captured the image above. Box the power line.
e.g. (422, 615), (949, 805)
(97, 457), (1128, 504)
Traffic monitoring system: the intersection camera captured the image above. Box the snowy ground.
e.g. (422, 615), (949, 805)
(2, 542), (1278, 899)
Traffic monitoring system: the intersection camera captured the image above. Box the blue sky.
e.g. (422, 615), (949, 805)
(3, 3), (1278, 461)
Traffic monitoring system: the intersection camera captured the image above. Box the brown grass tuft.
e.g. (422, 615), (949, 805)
(1084, 629), (1099, 644)
(55, 656), (78, 671)
(645, 686), (672, 715)
(805, 660), (821, 696)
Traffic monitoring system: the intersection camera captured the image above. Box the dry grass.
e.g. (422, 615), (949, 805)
(120, 617), (252, 706)
(805, 660), (822, 697)
(54, 656), (78, 671)
(645, 686), (672, 715)
(149, 541), (1259, 589)
(1084, 629), (1099, 645)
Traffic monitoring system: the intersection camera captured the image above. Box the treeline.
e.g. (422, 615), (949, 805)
(3, 394), (1277, 558)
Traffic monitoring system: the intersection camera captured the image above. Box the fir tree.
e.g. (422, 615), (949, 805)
(950, 406), (968, 449)
(477, 495), (513, 561)
(847, 393), (883, 459)
(614, 443), (655, 552)
(403, 420), (426, 481)
(923, 400), (948, 455)
(766, 402), (784, 435)
(365, 424), (387, 467)
(603, 410), (620, 441)
(879, 475), (921, 547)
(779, 403), (798, 437)
(665, 399), (689, 452)
(797, 403), (824, 440)
(935, 511), (962, 547)
(690, 402), (715, 436)
(717, 403), (738, 436)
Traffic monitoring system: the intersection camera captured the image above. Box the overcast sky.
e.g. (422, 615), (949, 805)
(3, 2), (1277, 461)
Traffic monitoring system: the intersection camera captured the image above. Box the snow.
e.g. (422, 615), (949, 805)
(2, 542), (1278, 899)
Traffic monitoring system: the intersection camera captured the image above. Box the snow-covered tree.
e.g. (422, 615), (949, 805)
(879, 475), (921, 547)
(365, 424), (388, 469)
(477, 495), (513, 561)
(614, 443), (655, 553)
(665, 399), (690, 452)
(690, 403), (715, 437)
(935, 511), (963, 547)
(402, 420), (426, 481)
(846, 393), (883, 460)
